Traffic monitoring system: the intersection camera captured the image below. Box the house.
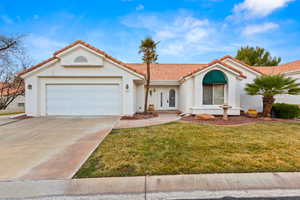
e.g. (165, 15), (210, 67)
(0, 82), (25, 114)
(19, 40), (300, 116)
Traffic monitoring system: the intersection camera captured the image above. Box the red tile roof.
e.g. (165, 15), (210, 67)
(126, 63), (207, 81)
(127, 59), (247, 81)
(220, 55), (264, 75)
(19, 57), (58, 76)
(19, 40), (300, 81)
(181, 59), (247, 79)
(255, 60), (300, 75)
(19, 40), (146, 77)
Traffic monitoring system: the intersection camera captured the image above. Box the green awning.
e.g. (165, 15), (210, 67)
(203, 70), (227, 85)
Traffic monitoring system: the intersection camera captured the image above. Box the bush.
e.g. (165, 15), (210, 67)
(272, 103), (300, 119)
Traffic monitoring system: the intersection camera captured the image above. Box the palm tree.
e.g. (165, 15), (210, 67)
(245, 74), (300, 117)
(139, 37), (159, 114)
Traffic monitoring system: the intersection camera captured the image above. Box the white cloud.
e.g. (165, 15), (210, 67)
(232, 0), (294, 19)
(0, 15), (14, 24)
(243, 22), (279, 36)
(185, 27), (207, 42)
(25, 35), (66, 61)
(156, 30), (176, 40)
(135, 4), (144, 11)
(122, 13), (232, 56)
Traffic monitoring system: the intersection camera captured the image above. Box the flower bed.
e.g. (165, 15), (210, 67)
(121, 112), (159, 120)
(181, 115), (299, 125)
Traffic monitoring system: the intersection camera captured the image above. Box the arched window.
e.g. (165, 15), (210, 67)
(74, 56), (88, 63)
(203, 70), (227, 105)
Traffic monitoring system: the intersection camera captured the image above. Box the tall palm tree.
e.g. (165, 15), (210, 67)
(139, 37), (158, 114)
(245, 74), (300, 117)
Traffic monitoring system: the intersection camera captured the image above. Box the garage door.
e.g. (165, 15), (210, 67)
(46, 84), (121, 115)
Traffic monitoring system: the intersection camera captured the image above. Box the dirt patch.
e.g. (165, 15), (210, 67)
(121, 112), (159, 120)
(181, 115), (299, 125)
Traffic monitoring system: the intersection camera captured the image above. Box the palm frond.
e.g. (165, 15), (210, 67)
(245, 74), (300, 97)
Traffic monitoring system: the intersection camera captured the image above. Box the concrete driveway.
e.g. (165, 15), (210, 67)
(0, 116), (18, 126)
(0, 116), (119, 180)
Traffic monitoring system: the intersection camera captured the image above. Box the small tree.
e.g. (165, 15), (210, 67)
(236, 46), (281, 66)
(245, 74), (300, 118)
(138, 37), (158, 114)
(0, 35), (29, 110)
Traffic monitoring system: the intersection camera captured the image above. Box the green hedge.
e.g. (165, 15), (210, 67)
(272, 103), (300, 119)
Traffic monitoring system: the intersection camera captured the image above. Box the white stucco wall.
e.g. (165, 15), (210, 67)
(178, 78), (194, 113)
(135, 84), (145, 112)
(224, 59), (300, 112)
(23, 46), (143, 116)
(223, 59), (263, 112)
(22, 47), (300, 117)
(275, 72), (300, 105)
(179, 64), (242, 115)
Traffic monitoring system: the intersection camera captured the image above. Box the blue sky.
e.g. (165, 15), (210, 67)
(0, 0), (299, 64)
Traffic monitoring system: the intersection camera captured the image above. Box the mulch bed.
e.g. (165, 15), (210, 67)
(121, 112), (159, 120)
(181, 115), (299, 125)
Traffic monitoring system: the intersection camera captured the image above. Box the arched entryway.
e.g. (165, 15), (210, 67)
(203, 70), (227, 105)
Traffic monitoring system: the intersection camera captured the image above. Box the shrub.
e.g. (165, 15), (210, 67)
(272, 103), (300, 119)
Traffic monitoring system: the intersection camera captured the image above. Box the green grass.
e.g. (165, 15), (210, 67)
(75, 121), (300, 178)
(0, 111), (24, 116)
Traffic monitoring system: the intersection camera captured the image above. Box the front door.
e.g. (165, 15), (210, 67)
(157, 88), (177, 110)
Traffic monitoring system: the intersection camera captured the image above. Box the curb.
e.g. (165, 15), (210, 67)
(1, 172), (300, 199)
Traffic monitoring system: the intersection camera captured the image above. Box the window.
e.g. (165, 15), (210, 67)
(18, 103), (25, 107)
(203, 84), (225, 105)
(203, 70), (227, 105)
(169, 89), (176, 107)
(160, 92), (163, 107)
(74, 56), (88, 63)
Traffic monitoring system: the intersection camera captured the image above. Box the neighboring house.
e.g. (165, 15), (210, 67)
(0, 83), (25, 114)
(19, 40), (300, 116)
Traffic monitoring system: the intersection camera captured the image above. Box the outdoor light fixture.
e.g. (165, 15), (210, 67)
(125, 84), (129, 90)
(27, 84), (32, 90)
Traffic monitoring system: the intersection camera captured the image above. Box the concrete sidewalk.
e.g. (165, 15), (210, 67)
(1, 172), (300, 199)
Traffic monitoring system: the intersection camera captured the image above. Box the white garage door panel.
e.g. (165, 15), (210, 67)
(46, 84), (121, 115)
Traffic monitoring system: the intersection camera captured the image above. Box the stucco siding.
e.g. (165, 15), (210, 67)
(223, 59), (263, 112)
(178, 78), (194, 113)
(135, 84), (145, 112)
(224, 60), (300, 112)
(275, 73), (300, 105)
(184, 64), (242, 115)
(23, 46), (143, 116)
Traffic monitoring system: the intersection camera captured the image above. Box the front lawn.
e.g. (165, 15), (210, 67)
(75, 121), (300, 178)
